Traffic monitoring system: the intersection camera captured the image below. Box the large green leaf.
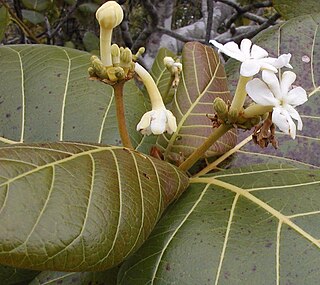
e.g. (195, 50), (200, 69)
(0, 45), (146, 149)
(118, 164), (320, 284)
(273, 0), (320, 19)
(150, 47), (177, 105)
(0, 265), (38, 285)
(0, 142), (189, 271)
(29, 266), (119, 285)
(0, 5), (9, 43)
(21, 0), (50, 11)
(223, 13), (320, 169)
(155, 42), (237, 162)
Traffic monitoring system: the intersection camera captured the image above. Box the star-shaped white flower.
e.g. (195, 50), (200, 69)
(246, 70), (308, 139)
(210, 38), (292, 77)
(137, 107), (177, 135)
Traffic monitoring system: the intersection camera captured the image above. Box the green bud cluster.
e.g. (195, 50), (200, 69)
(88, 44), (145, 84)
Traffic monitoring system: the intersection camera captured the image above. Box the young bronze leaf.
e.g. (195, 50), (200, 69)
(156, 42), (237, 161)
(0, 142), (188, 272)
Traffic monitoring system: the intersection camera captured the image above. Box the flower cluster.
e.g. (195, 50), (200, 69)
(93, 1), (178, 137)
(210, 38), (308, 140)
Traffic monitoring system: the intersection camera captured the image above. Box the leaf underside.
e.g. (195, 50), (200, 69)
(0, 142), (188, 272)
(119, 164), (320, 285)
(0, 45), (147, 149)
(154, 42), (237, 160)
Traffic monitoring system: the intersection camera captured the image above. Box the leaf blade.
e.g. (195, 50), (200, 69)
(0, 142), (188, 272)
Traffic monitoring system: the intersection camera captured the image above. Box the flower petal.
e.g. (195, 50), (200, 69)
(272, 107), (296, 139)
(210, 40), (245, 62)
(246, 78), (278, 106)
(280, 71), (296, 95)
(165, 110), (177, 134)
(262, 70), (282, 99)
(286, 87), (308, 107)
(272, 107), (290, 134)
(274, 53), (292, 69)
(285, 104), (303, 130)
(150, 109), (167, 135)
(240, 59), (261, 77)
(251, 44), (268, 59)
(240, 38), (252, 59)
(259, 61), (279, 73)
(137, 111), (153, 134)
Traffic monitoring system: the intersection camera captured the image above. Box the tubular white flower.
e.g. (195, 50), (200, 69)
(135, 62), (177, 135)
(96, 1), (123, 66)
(246, 70), (308, 139)
(136, 108), (177, 135)
(210, 38), (292, 77)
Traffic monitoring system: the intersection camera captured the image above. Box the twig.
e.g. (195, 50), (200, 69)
(216, 0), (273, 29)
(156, 26), (206, 44)
(205, 0), (214, 43)
(0, 0), (40, 43)
(132, 0), (158, 51)
(243, 12), (267, 24)
(49, 0), (79, 40)
(228, 13), (280, 43)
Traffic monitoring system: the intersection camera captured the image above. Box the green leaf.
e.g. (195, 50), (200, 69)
(150, 47), (177, 105)
(82, 31), (99, 52)
(0, 5), (9, 43)
(224, 14), (320, 169)
(273, 0), (320, 19)
(119, 164), (320, 284)
(155, 42), (237, 162)
(29, 266), (119, 285)
(78, 3), (99, 14)
(0, 45), (146, 149)
(21, 0), (50, 11)
(0, 265), (38, 285)
(0, 142), (189, 271)
(21, 10), (45, 25)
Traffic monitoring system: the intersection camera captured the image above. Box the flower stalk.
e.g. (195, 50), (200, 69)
(113, 81), (133, 149)
(179, 124), (232, 171)
(229, 75), (252, 117)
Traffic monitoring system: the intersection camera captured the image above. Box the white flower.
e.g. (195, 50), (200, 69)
(246, 70), (308, 139)
(210, 38), (292, 77)
(137, 107), (177, 135)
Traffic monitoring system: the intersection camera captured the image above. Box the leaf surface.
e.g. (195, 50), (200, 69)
(155, 42), (237, 161)
(223, 13), (320, 170)
(273, 0), (320, 19)
(0, 265), (38, 285)
(119, 164), (320, 284)
(29, 267), (119, 285)
(0, 6), (9, 43)
(150, 47), (177, 105)
(0, 142), (188, 271)
(0, 45), (146, 149)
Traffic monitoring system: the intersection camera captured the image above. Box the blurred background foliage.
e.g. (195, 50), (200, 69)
(0, 0), (205, 51)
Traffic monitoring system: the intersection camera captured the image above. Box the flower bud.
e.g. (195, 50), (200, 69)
(213, 97), (228, 120)
(107, 66), (125, 81)
(111, 44), (120, 66)
(96, 1), (123, 30)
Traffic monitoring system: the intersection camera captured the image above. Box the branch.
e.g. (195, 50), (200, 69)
(49, 0), (79, 40)
(156, 26), (206, 44)
(132, 0), (159, 51)
(0, 0), (40, 43)
(216, 0), (273, 29)
(205, 0), (214, 42)
(214, 12), (281, 44)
